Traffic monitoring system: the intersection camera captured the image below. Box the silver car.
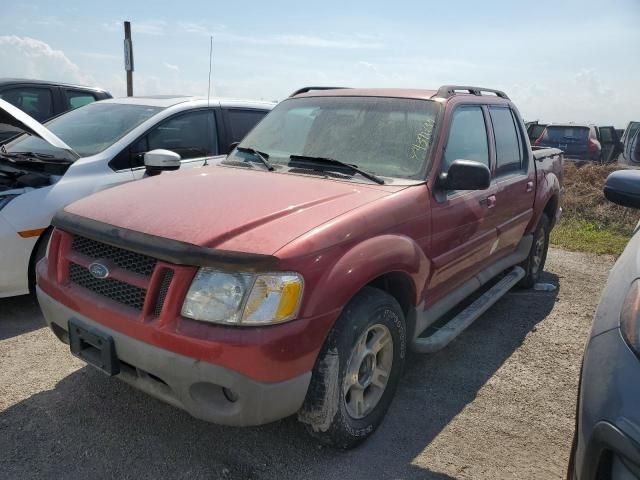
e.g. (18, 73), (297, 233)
(569, 169), (640, 479)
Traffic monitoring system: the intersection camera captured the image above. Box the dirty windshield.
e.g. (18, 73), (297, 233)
(234, 96), (440, 181)
(5, 103), (162, 158)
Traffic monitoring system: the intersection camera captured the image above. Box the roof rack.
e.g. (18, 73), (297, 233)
(289, 86), (351, 97)
(434, 85), (510, 100)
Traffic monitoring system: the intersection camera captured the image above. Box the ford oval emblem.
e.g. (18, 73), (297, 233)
(88, 262), (109, 279)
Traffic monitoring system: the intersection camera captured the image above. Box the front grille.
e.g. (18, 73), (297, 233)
(154, 270), (174, 317)
(69, 262), (147, 310)
(71, 235), (156, 276)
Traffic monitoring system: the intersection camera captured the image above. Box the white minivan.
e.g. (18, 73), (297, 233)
(0, 95), (274, 297)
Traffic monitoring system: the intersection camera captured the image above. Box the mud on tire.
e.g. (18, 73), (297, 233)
(298, 286), (406, 449)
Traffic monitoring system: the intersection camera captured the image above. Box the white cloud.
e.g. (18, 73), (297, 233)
(163, 62), (179, 72)
(102, 21), (120, 33)
(0, 35), (96, 86)
(133, 20), (167, 36)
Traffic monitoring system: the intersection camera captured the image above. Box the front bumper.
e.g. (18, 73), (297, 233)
(574, 328), (640, 479)
(0, 213), (34, 297)
(37, 287), (312, 426)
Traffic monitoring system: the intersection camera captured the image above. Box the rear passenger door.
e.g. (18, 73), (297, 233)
(428, 105), (500, 300)
(488, 106), (535, 256)
(128, 109), (220, 177)
(598, 126), (620, 163)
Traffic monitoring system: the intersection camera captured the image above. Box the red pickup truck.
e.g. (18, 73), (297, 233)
(36, 85), (563, 448)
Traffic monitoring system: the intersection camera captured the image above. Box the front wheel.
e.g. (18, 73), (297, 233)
(298, 286), (406, 449)
(519, 214), (550, 288)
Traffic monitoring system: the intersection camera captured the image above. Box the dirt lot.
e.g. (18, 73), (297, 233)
(0, 247), (614, 479)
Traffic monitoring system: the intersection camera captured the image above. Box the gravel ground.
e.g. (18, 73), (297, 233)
(0, 247), (614, 479)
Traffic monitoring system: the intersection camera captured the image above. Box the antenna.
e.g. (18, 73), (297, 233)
(207, 35), (213, 107)
(204, 35), (214, 168)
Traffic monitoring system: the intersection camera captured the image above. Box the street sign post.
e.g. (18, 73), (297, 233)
(124, 21), (134, 96)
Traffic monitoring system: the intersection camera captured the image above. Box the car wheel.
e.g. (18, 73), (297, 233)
(298, 286), (406, 449)
(519, 214), (550, 289)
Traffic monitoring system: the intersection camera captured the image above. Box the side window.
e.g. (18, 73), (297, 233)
(443, 106), (489, 171)
(226, 109), (268, 143)
(130, 110), (217, 167)
(489, 107), (524, 176)
(64, 90), (97, 110)
(0, 87), (54, 121)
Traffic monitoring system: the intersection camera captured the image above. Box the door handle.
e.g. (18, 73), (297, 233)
(526, 181), (534, 193)
(481, 194), (497, 208)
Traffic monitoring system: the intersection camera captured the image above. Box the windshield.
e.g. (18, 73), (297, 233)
(232, 96), (440, 180)
(542, 126), (589, 142)
(6, 102), (162, 158)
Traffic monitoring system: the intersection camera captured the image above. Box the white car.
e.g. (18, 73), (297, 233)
(0, 95), (274, 298)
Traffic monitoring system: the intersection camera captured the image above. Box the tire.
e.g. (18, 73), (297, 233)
(518, 214), (550, 289)
(298, 286), (406, 449)
(28, 228), (52, 292)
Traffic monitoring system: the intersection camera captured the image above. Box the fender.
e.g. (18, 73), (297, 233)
(301, 234), (431, 319)
(527, 169), (561, 233)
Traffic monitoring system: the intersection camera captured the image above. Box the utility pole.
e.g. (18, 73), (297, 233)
(124, 21), (134, 96)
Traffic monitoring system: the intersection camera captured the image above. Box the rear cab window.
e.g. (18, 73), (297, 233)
(225, 109), (268, 143)
(64, 89), (98, 110)
(489, 106), (525, 177)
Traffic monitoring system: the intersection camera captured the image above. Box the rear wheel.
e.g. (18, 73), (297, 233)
(519, 214), (550, 289)
(298, 286), (406, 449)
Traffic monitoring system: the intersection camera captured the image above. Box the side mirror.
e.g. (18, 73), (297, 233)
(438, 159), (491, 191)
(604, 169), (640, 209)
(144, 149), (181, 176)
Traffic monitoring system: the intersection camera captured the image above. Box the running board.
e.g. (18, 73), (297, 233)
(411, 266), (525, 353)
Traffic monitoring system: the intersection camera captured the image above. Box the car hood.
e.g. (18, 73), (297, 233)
(63, 165), (397, 255)
(0, 98), (77, 158)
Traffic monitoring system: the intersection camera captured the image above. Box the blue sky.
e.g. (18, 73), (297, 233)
(0, 0), (638, 127)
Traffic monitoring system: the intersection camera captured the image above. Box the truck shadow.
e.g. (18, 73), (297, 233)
(0, 273), (560, 480)
(0, 294), (45, 341)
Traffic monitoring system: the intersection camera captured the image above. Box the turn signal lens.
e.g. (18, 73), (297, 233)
(242, 274), (304, 324)
(621, 279), (640, 354)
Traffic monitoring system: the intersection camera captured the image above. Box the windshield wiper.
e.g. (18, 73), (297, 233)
(289, 154), (384, 185)
(236, 146), (274, 171)
(3, 151), (56, 159)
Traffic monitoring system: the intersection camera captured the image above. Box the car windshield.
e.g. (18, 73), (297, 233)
(542, 126), (589, 142)
(231, 96), (440, 180)
(5, 102), (162, 158)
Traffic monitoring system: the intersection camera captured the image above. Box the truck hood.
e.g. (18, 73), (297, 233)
(0, 98), (77, 158)
(63, 165), (396, 255)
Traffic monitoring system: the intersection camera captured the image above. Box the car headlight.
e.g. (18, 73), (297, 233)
(0, 194), (19, 211)
(181, 268), (304, 326)
(621, 279), (640, 354)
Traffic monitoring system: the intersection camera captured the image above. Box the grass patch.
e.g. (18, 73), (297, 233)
(549, 162), (639, 256)
(550, 218), (631, 256)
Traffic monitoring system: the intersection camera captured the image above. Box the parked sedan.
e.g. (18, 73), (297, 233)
(568, 169), (640, 479)
(0, 95), (273, 298)
(0, 78), (112, 143)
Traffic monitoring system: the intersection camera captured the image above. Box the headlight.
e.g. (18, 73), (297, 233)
(0, 194), (19, 211)
(181, 268), (304, 326)
(621, 279), (640, 354)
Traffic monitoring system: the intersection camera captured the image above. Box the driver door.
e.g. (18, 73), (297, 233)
(427, 105), (499, 304)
